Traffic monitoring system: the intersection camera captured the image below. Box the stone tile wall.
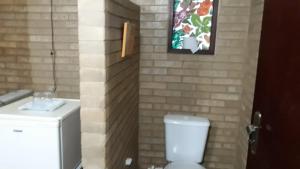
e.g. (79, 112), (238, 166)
(78, 0), (140, 169)
(130, 0), (253, 168)
(78, 0), (106, 168)
(237, 0), (264, 168)
(0, 0), (79, 98)
(1, 0), (264, 168)
(105, 0), (140, 169)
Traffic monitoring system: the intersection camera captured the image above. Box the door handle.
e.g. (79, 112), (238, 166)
(246, 124), (259, 135)
(246, 111), (262, 154)
(246, 125), (260, 143)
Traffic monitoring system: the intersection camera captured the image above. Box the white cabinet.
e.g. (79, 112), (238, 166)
(0, 98), (81, 169)
(0, 120), (61, 169)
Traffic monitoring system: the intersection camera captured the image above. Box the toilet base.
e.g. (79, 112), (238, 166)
(164, 162), (205, 169)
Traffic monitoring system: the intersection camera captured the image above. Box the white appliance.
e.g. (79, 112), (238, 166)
(164, 114), (210, 169)
(0, 90), (33, 107)
(0, 97), (82, 169)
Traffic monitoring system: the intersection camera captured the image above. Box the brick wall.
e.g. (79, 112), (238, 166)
(78, 0), (140, 169)
(130, 0), (252, 168)
(105, 0), (140, 169)
(0, 0), (79, 98)
(1, 0), (264, 168)
(78, 0), (106, 168)
(237, 0), (264, 168)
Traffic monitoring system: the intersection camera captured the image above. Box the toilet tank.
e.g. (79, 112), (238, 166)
(164, 114), (210, 163)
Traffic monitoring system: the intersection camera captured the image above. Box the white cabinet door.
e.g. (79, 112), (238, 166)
(0, 120), (61, 169)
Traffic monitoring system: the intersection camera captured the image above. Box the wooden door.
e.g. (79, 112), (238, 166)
(246, 0), (300, 169)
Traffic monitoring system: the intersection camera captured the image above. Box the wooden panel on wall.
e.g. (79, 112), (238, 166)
(121, 22), (138, 58)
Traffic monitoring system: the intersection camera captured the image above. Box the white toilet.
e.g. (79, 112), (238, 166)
(164, 114), (210, 169)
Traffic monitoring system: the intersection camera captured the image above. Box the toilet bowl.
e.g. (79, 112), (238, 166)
(164, 114), (210, 169)
(165, 162), (205, 169)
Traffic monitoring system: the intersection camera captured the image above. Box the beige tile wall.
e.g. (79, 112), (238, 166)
(1, 0), (264, 168)
(130, 0), (253, 168)
(0, 0), (79, 98)
(105, 0), (140, 169)
(237, 0), (264, 168)
(78, 0), (106, 168)
(79, 0), (140, 169)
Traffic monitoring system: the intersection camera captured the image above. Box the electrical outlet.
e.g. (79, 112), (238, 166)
(147, 165), (155, 169)
(125, 158), (133, 166)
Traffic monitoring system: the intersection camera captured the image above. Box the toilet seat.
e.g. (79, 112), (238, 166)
(164, 162), (205, 169)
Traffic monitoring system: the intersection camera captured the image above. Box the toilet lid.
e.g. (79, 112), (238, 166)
(165, 162), (205, 169)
